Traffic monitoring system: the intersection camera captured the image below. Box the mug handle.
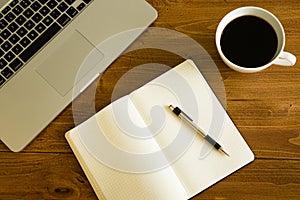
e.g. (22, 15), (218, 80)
(273, 52), (297, 66)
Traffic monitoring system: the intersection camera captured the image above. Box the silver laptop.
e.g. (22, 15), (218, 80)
(0, 0), (157, 152)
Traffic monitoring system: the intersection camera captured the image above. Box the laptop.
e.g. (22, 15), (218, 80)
(0, 0), (157, 152)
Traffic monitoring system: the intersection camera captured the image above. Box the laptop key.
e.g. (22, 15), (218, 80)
(0, 58), (7, 69)
(17, 27), (28, 37)
(32, 13), (43, 23)
(20, 37), (31, 47)
(9, 0), (19, 8)
(20, 22), (61, 62)
(66, 7), (78, 17)
(57, 14), (71, 26)
(58, 2), (68, 12)
(12, 44), (23, 54)
(0, 29), (11, 40)
(1, 41), (12, 51)
(47, 0), (58, 9)
(28, 30), (38, 40)
(16, 15), (26, 25)
(8, 22), (19, 32)
(24, 20), (35, 30)
(1, 67), (13, 79)
(39, 6), (50, 16)
(1, 6), (11, 15)
(0, 19), (8, 29)
(10, 58), (23, 71)
(12, 5), (24, 16)
(43, 16), (53, 26)
(50, 9), (61, 19)
(4, 51), (15, 62)
(9, 34), (20, 44)
(30, 1), (41, 11)
(35, 23), (46, 33)
(23, 8), (34, 18)
(20, 0), (31, 9)
(66, 0), (76, 5)
(5, 12), (16, 22)
(77, 3), (85, 11)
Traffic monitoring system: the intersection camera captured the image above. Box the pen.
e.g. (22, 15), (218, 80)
(168, 105), (230, 157)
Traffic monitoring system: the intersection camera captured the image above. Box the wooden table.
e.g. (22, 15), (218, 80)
(1, 0), (299, 199)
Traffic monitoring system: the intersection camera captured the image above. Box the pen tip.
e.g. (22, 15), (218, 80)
(220, 148), (230, 157)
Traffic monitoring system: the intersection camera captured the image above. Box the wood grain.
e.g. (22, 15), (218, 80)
(1, 0), (300, 199)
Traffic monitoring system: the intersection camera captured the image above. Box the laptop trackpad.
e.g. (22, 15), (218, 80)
(36, 30), (104, 96)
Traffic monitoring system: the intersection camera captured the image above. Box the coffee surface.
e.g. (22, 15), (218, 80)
(221, 15), (278, 68)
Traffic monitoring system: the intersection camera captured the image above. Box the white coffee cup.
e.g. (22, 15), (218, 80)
(215, 6), (296, 73)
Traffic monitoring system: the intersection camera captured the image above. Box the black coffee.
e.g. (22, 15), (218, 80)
(220, 15), (278, 68)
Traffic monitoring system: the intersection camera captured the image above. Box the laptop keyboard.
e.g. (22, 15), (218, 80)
(0, 0), (93, 87)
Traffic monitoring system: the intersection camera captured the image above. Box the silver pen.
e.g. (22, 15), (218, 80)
(168, 105), (230, 157)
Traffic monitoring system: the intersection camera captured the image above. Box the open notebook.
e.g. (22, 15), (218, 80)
(65, 60), (254, 199)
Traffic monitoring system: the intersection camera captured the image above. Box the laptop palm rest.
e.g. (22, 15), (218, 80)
(36, 30), (104, 96)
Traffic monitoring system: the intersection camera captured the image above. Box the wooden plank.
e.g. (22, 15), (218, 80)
(0, 152), (97, 200)
(0, 153), (299, 199)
